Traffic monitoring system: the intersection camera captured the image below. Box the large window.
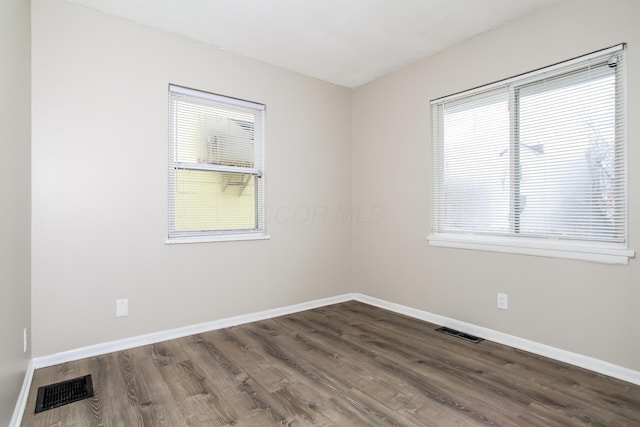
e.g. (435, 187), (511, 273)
(429, 45), (633, 264)
(168, 85), (266, 243)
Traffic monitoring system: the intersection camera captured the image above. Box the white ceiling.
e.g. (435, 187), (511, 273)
(67, 0), (559, 88)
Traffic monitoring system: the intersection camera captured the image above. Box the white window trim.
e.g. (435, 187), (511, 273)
(167, 84), (267, 243)
(431, 44), (624, 105)
(166, 233), (271, 245)
(427, 233), (633, 265)
(428, 44), (634, 264)
(169, 84), (265, 111)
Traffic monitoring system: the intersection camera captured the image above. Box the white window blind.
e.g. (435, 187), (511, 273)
(168, 85), (266, 242)
(430, 45), (633, 264)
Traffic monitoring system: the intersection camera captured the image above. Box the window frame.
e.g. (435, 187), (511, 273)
(167, 84), (269, 244)
(428, 44), (633, 264)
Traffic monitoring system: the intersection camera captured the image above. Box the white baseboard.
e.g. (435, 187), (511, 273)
(9, 358), (34, 427)
(33, 293), (356, 369)
(20, 290), (640, 426)
(353, 293), (640, 387)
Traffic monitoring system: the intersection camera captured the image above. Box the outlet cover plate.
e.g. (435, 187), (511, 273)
(497, 293), (508, 310)
(116, 299), (128, 317)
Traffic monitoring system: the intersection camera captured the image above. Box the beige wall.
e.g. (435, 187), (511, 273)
(0, 0), (31, 423)
(352, 0), (640, 371)
(29, 0), (640, 379)
(31, 0), (352, 356)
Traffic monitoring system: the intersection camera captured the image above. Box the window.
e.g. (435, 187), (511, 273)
(168, 85), (267, 243)
(429, 44), (633, 264)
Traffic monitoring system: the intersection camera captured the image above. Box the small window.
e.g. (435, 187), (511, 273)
(429, 44), (633, 264)
(168, 85), (266, 243)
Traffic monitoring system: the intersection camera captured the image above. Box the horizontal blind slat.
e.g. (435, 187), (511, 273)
(432, 46), (626, 248)
(168, 86), (265, 238)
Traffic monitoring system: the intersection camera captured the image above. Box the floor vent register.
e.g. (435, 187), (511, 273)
(35, 374), (94, 413)
(435, 326), (484, 344)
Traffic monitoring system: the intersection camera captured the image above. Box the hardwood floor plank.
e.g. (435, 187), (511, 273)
(322, 302), (640, 425)
(192, 330), (296, 424)
(241, 322), (407, 426)
(303, 308), (549, 416)
(21, 301), (640, 426)
(287, 307), (520, 425)
(211, 328), (339, 425)
(159, 358), (237, 425)
(292, 317), (524, 425)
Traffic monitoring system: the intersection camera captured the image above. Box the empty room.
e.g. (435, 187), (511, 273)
(2, 0), (640, 425)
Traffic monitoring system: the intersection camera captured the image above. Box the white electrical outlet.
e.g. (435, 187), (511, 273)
(116, 299), (129, 317)
(23, 328), (27, 353)
(497, 293), (508, 310)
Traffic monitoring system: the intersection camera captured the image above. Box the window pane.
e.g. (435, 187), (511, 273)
(168, 85), (265, 241)
(174, 98), (255, 167)
(173, 169), (256, 232)
(517, 68), (620, 240)
(440, 91), (510, 233)
(431, 46), (627, 262)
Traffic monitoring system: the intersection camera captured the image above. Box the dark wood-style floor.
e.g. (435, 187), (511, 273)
(22, 301), (640, 426)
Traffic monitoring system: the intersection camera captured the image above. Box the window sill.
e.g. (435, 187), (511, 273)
(166, 233), (271, 245)
(427, 233), (634, 265)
